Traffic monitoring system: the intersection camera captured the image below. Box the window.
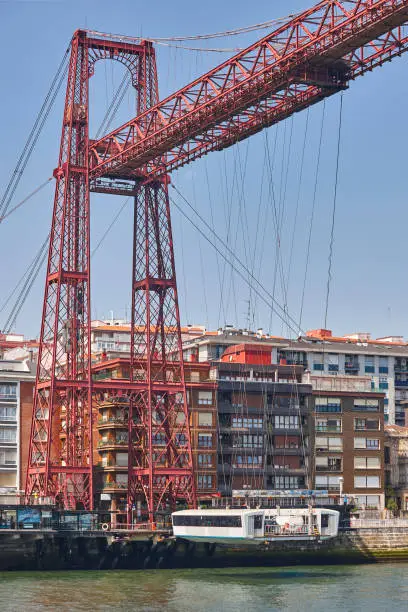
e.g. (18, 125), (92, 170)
(153, 432), (166, 445)
(314, 397), (341, 413)
(115, 432), (128, 444)
(0, 406), (17, 420)
(365, 356), (375, 373)
(197, 475), (213, 489)
(315, 475), (341, 490)
(354, 438), (380, 450)
(198, 454), (213, 467)
(355, 495), (381, 509)
(313, 353), (324, 371)
(116, 473), (128, 485)
(198, 391), (212, 405)
(354, 456), (380, 469)
(354, 418), (380, 431)
(316, 456), (342, 471)
(0, 450), (16, 465)
(0, 384), (17, 399)
(233, 434), (263, 448)
(175, 433), (187, 446)
(274, 476), (302, 489)
(190, 371), (200, 383)
(198, 434), (212, 448)
(198, 412), (212, 427)
(315, 418), (341, 433)
(328, 354), (339, 372)
(233, 455), (263, 468)
(315, 436), (343, 451)
(173, 514), (241, 527)
(274, 415), (299, 429)
(379, 377), (388, 390)
(354, 475), (380, 488)
(379, 357), (388, 374)
(0, 428), (16, 442)
(116, 452), (128, 467)
(353, 399), (379, 411)
(232, 417), (263, 429)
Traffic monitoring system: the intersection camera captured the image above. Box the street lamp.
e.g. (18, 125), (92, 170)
(339, 476), (344, 502)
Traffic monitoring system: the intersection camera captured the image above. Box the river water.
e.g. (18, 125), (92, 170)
(0, 564), (407, 611)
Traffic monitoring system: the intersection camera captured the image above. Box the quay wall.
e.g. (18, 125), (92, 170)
(2, 528), (408, 571)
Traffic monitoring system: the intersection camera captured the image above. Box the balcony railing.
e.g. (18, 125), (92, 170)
(97, 418), (127, 427)
(315, 425), (342, 433)
(97, 439), (128, 448)
(315, 465), (342, 472)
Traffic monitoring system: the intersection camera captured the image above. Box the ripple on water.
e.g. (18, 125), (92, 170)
(0, 564), (408, 612)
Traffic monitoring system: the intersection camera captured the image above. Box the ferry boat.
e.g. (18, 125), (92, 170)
(171, 507), (339, 546)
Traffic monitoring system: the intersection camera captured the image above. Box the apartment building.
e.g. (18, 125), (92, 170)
(384, 425), (408, 512)
(0, 358), (36, 503)
(211, 344), (313, 495)
(91, 354), (217, 523)
(182, 326), (408, 425)
(312, 377), (385, 510)
(91, 319), (206, 355)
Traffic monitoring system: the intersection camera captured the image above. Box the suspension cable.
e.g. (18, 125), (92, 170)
(0, 47), (69, 220)
(170, 186), (304, 337)
(324, 94), (344, 329)
(95, 72), (130, 139)
(0, 178), (53, 224)
(2, 234), (49, 333)
(299, 101), (326, 333)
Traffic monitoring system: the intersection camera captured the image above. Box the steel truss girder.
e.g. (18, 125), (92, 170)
(89, 0), (408, 180)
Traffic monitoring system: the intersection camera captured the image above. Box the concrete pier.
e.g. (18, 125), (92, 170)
(2, 527), (408, 570)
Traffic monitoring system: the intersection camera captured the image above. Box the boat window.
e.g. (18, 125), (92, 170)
(253, 515), (263, 530)
(321, 514), (329, 528)
(173, 515), (242, 527)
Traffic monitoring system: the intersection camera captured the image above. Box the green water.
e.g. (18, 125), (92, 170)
(0, 564), (407, 611)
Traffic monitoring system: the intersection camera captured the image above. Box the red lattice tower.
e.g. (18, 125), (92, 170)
(26, 30), (196, 514)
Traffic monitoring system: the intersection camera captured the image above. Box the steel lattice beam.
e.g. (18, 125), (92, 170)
(89, 0), (408, 182)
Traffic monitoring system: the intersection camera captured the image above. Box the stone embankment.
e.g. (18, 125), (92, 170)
(1, 526), (408, 570)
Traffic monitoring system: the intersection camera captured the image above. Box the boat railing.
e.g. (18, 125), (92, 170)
(264, 524), (312, 536)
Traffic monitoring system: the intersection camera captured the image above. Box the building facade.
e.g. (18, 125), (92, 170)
(313, 387), (385, 509)
(384, 425), (408, 512)
(0, 358), (36, 503)
(182, 327), (408, 426)
(91, 355), (217, 524)
(211, 345), (313, 496)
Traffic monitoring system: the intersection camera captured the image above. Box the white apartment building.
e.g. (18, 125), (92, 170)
(0, 359), (36, 503)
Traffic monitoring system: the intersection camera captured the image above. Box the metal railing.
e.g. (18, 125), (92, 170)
(264, 525), (312, 536)
(350, 518), (408, 529)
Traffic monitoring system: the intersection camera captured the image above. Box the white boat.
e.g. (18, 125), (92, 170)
(171, 507), (339, 546)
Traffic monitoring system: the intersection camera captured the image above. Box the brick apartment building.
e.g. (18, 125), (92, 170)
(313, 385), (385, 509)
(91, 355), (217, 523)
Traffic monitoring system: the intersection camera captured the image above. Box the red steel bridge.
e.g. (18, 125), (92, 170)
(26, 0), (408, 520)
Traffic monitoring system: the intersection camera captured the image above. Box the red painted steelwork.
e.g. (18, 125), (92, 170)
(89, 0), (408, 181)
(26, 33), (194, 517)
(27, 0), (408, 514)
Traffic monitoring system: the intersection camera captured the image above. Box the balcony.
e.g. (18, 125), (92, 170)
(315, 425), (342, 433)
(315, 464), (342, 472)
(395, 379), (408, 387)
(97, 439), (128, 449)
(97, 417), (127, 429)
(99, 482), (127, 492)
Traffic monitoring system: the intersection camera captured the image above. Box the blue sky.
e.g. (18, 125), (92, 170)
(0, 0), (407, 340)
